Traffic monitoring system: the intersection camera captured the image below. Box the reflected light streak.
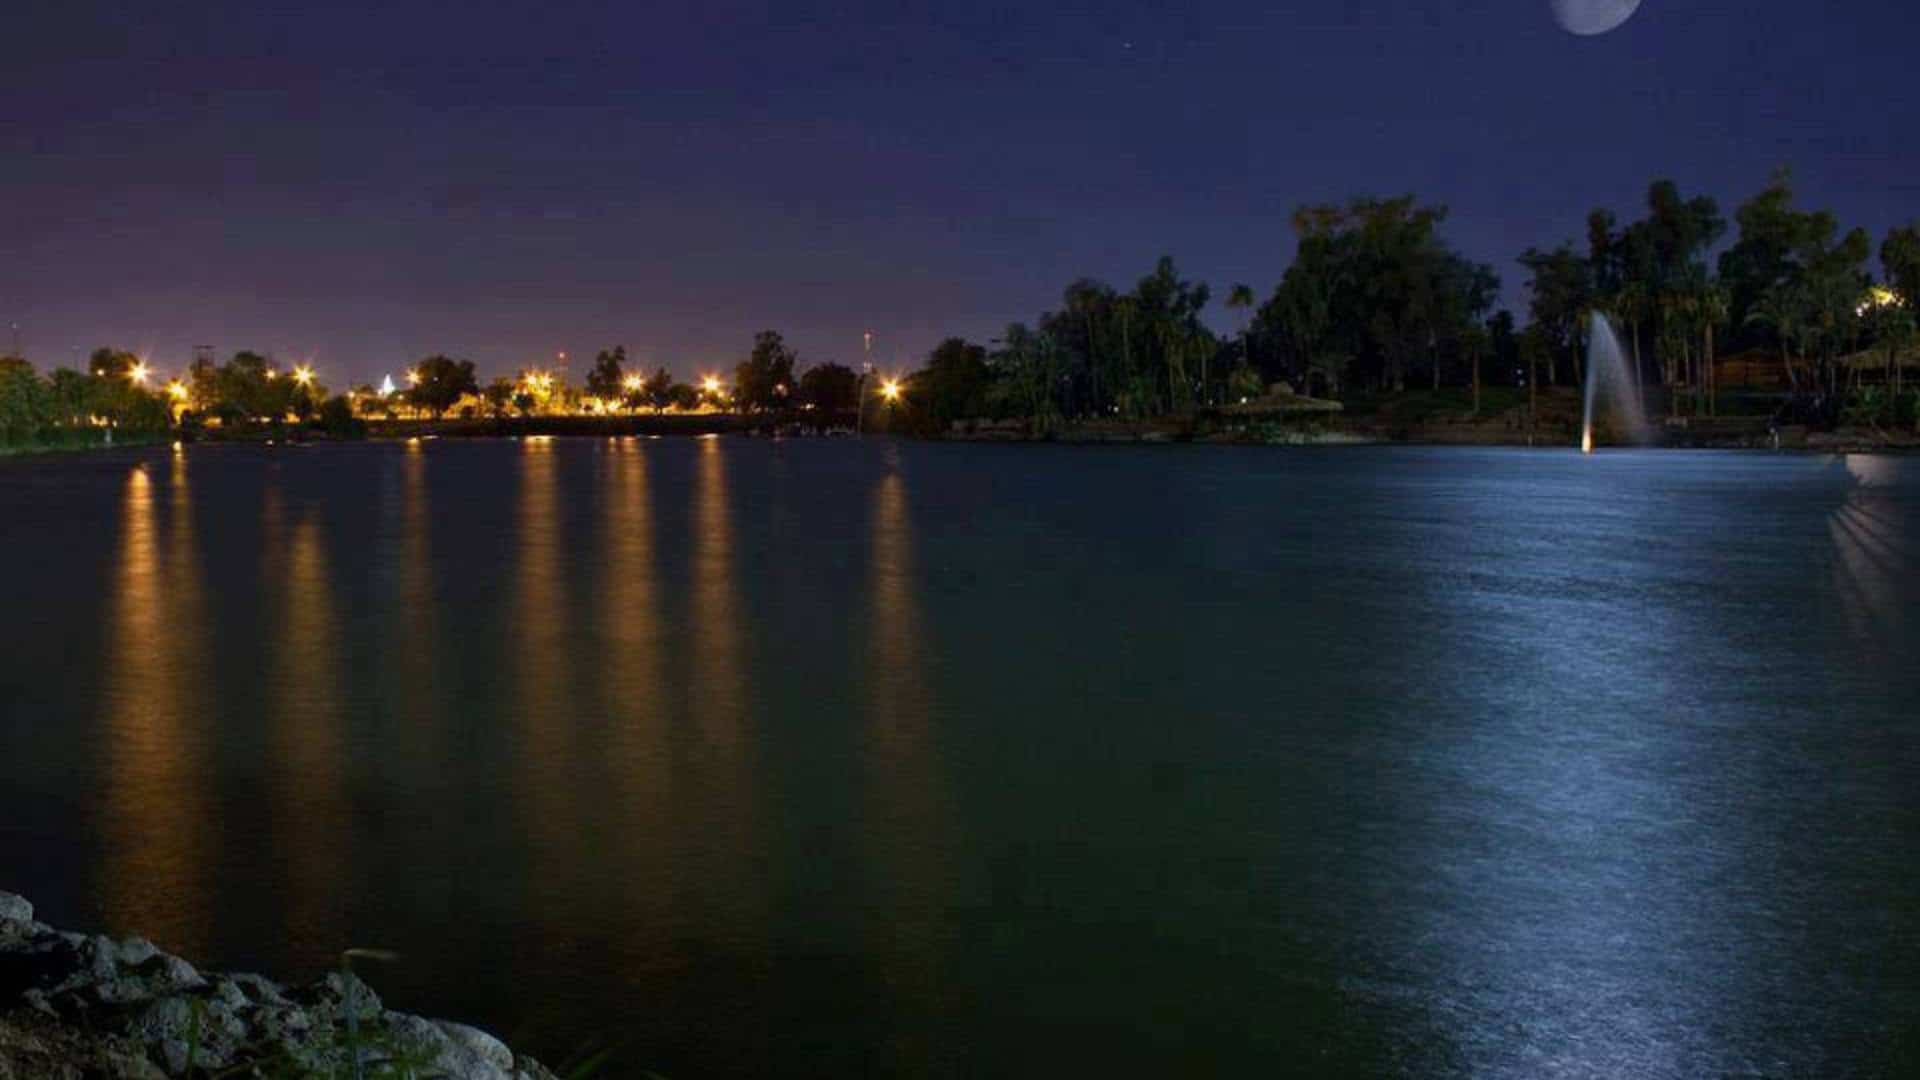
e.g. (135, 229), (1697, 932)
(595, 444), (672, 928)
(1829, 455), (1914, 654)
(390, 443), (440, 773)
(513, 439), (588, 918)
(686, 437), (764, 938)
(272, 502), (349, 948)
(99, 461), (213, 955)
(861, 469), (954, 1069)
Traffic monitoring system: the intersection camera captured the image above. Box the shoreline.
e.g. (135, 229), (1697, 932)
(5, 416), (1917, 459)
(0, 892), (556, 1079)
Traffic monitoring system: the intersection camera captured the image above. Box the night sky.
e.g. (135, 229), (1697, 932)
(8, 1), (1917, 383)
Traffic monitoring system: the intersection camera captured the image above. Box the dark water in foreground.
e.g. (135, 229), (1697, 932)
(2, 439), (1917, 1077)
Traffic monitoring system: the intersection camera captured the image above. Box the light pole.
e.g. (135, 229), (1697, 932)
(856, 363), (874, 437)
(856, 329), (874, 437)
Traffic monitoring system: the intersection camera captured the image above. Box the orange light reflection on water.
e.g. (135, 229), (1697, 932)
(860, 468), (953, 1069)
(100, 460), (213, 955)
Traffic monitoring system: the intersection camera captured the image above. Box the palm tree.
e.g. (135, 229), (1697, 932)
(1614, 279), (1649, 391)
(1700, 280), (1729, 416)
(1745, 283), (1807, 394)
(1226, 283), (1257, 399)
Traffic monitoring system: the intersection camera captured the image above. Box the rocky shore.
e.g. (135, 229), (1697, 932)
(0, 892), (556, 1079)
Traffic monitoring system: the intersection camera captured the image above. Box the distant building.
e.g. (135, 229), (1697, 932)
(1713, 349), (1792, 390)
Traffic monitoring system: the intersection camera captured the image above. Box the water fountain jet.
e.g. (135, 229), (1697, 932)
(1582, 312), (1650, 452)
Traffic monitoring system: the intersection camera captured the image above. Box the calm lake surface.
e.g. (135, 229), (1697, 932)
(2, 439), (1916, 1077)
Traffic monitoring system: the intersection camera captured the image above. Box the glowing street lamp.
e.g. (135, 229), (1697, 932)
(292, 364), (315, 387)
(406, 369), (423, 387)
(166, 380), (189, 402)
(701, 375), (724, 397)
(1857, 284), (1905, 317)
(880, 378), (902, 403)
(127, 361), (150, 386)
(622, 373), (645, 393)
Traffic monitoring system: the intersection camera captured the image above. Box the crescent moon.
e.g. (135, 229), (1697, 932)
(1551, 0), (1644, 36)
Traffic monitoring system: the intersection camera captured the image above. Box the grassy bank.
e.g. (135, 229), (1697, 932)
(0, 431), (172, 458)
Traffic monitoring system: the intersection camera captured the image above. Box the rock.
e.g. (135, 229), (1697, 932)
(0, 1010), (167, 1079)
(384, 1011), (457, 1069)
(206, 976), (250, 1011)
(434, 1020), (517, 1075)
(117, 995), (248, 1073)
(113, 937), (159, 968)
(514, 1054), (564, 1080)
(0, 894), (31, 925)
(88, 951), (202, 1006)
(0, 932), (117, 1000)
(0, 895), (561, 1080)
(225, 971), (290, 1006)
(299, 970), (382, 1022)
(131, 953), (203, 993)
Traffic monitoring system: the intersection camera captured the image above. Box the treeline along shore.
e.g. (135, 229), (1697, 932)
(5, 170), (1918, 455)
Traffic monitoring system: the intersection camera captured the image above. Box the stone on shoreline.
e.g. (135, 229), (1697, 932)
(0, 890), (559, 1079)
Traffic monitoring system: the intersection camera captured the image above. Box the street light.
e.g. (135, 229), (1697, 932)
(880, 378), (902, 403)
(292, 364), (315, 387)
(127, 361), (150, 386)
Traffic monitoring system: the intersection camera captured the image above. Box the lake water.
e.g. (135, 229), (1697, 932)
(2, 439), (1916, 1077)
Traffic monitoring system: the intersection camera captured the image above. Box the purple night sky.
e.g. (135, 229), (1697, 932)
(7, 1), (1917, 382)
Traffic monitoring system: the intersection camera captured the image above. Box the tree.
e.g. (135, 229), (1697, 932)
(1257, 197), (1490, 396)
(1461, 322), (1490, 415)
(988, 322), (1063, 431)
(1226, 282), (1256, 398)
(1863, 296), (1915, 399)
(1517, 243), (1592, 387)
(88, 348), (139, 379)
(797, 362), (860, 416)
(1745, 282), (1809, 394)
(1883, 223), (1920, 310)
(911, 339), (989, 429)
(317, 395), (364, 439)
(1880, 224), (1920, 396)
(1488, 309), (1519, 387)
(1719, 168), (1812, 346)
(666, 382), (700, 411)
(0, 357), (51, 446)
(47, 368), (93, 425)
(585, 346), (627, 403)
(482, 377), (516, 419)
(407, 355), (478, 417)
(733, 331), (797, 411)
(642, 367), (674, 412)
(207, 351), (295, 424)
